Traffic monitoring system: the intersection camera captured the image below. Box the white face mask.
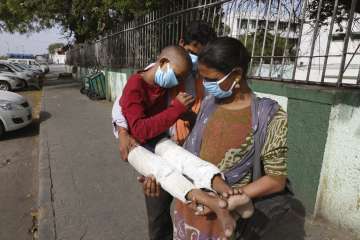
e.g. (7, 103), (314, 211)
(154, 63), (179, 88)
(203, 71), (237, 99)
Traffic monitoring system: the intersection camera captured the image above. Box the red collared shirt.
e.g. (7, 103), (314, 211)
(120, 73), (187, 144)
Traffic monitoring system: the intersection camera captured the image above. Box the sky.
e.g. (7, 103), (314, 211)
(0, 26), (67, 56)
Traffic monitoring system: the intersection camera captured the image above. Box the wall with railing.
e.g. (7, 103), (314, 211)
(67, 0), (360, 88)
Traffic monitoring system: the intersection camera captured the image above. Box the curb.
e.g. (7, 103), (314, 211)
(37, 89), (56, 240)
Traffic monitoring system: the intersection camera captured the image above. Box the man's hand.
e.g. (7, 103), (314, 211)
(118, 127), (138, 161)
(137, 175), (161, 197)
(176, 92), (195, 110)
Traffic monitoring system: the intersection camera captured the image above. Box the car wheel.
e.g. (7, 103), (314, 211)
(0, 81), (11, 91)
(0, 121), (4, 139)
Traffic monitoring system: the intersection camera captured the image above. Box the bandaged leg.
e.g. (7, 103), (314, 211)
(129, 146), (237, 237)
(154, 138), (221, 190)
(128, 145), (194, 203)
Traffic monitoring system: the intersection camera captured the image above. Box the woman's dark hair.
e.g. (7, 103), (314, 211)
(182, 21), (217, 46)
(198, 37), (250, 75)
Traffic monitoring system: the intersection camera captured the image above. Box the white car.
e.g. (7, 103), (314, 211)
(0, 90), (32, 138)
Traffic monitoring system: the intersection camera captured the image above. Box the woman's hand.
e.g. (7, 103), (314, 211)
(137, 175), (161, 197)
(118, 127), (138, 161)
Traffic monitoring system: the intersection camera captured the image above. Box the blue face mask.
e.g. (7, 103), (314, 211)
(203, 71), (237, 99)
(189, 53), (198, 73)
(154, 63), (179, 88)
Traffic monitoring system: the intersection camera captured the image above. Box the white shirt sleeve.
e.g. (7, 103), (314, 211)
(112, 95), (128, 138)
(112, 63), (155, 138)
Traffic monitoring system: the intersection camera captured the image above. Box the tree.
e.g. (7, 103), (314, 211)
(255, 0), (359, 30)
(307, 0), (360, 32)
(48, 43), (65, 54)
(0, 0), (166, 43)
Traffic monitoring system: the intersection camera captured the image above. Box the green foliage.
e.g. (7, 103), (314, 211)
(0, 0), (165, 43)
(48, 43), (65, 54)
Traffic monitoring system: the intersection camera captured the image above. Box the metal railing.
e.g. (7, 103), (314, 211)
(66, 0), (360, 88)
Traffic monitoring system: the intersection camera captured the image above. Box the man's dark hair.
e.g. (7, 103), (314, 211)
(182, 21), (217, 46)
(198, 37), (250, 75)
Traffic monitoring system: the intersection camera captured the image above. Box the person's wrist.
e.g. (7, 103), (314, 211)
(240, 187), (252, 200)
(118, 127), (128, 135)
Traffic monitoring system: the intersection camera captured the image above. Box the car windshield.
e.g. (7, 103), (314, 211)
(0, 64), (13, 72)
(8, 64), (24, 72)
(23, 65), (33, 69)
(13, 64), (26, 70)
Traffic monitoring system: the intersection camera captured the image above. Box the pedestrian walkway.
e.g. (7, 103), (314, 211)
(38, 80), (148, 240)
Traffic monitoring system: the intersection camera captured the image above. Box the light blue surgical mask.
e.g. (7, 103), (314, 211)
(203, 71), (237, 99)
(154, 63), (179, 88)
(189, 53), (198, 73)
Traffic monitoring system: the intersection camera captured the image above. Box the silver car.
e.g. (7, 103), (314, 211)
(12, 62), (44, 78)
(0, 62), (40, 89)
(0, 74), (25, 91)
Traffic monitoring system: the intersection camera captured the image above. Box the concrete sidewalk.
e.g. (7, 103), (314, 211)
(38, 81), (147, 240)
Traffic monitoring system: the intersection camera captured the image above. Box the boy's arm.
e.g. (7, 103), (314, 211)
(121, 88), (189, 144)
(112, 95), (128, 138)
(117, 127), (138, 161)
(112, 95), (139, 161)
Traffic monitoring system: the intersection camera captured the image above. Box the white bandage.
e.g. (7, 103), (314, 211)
(128, 146), (194, 203)
(154, 138), (221, 190)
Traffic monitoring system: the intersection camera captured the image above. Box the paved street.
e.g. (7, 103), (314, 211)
(38, 72), (148, 240)
(0, 91), (40, 240)
(0, 73), (42, 240)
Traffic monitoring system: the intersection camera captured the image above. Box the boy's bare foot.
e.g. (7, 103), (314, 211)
(211, 176), (254, 219)
(187, 189), (236, 238)
(223, 189), (254, 219)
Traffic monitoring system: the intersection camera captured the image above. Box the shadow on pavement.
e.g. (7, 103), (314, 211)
(39, 111), (52, 123)
(0, 120), (39, 141)
(43, 78), (77, 87)
(263, 198), (306, 240)
(12, 87), (41, 93)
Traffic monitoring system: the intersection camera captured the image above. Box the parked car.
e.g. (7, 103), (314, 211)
(12, 62), (44, 78)
(0, 62), (40, 89)
(7, 58), (49, 74)
(0, 74), (25, 91)
(0, 90), (32, 138)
